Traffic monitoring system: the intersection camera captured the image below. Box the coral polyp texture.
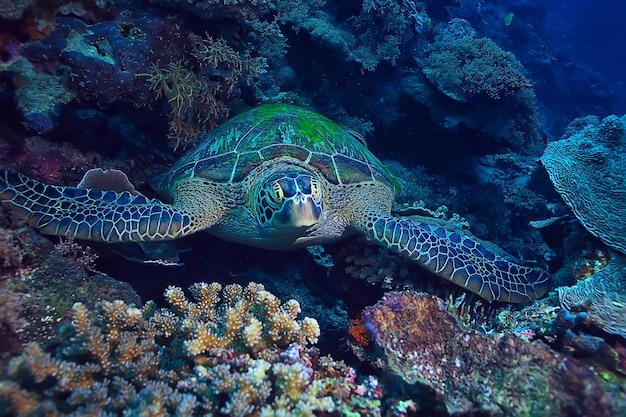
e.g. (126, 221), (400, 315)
(363, 291), (616, 416)
(163, 281), (320, 356)
(1, 282), (382, 416)
(540, 114), (626, 254)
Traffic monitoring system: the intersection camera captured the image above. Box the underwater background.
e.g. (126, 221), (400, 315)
(0, 0), (625, 415)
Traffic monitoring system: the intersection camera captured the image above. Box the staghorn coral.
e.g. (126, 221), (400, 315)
(363, 291), (618, 416)
(540, 114), (626, 254)
(1, 282), (382, 416)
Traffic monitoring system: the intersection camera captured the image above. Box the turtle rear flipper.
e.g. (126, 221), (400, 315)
(0, 169), (199, 243)
(360, 213), (551, 303)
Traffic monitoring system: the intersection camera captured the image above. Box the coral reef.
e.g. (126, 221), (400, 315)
(340, 0), (411, 72)
(400, 19), (541, 153)
(540, 114), (626, 254)
(2, 4), (267, 141)
(163, 281), (320, 355)
(0, 135), (101, 183)
(345, 245), (411, 289)
(1, 282), (383, 416)
(10, 58), (73, 133)
(363, 291), (620, 416)
(558, 253), (626, 338)
(142, 34), (266, 149)
(424, 36), (530, 101)
(0, 224), (140, 373)
(0, 0), (624, 414)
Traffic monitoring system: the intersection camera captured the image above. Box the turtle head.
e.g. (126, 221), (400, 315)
(256, 169), (323, 233)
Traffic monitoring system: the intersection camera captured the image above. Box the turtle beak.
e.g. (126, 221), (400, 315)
(274, 193), (322, 228)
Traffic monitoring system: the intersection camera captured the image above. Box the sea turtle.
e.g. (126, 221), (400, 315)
(0, 104), (549, 302)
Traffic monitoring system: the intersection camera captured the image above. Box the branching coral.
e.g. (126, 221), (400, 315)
(424, 35), (531, 101)
(142, 34), (267, 150)
(345, 245), (411, 289)
(1, 281), (381, 416)
(163, 282), (320, 356)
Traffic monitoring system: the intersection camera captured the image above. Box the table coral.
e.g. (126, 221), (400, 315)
(540, 114), (626, 254)
(363, 291), (616, 416)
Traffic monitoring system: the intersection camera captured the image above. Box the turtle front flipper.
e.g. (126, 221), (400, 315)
(0, 170), (208, 243)
(358, 213), (550, 303)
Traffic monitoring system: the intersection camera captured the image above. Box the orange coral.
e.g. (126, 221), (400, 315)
(347, 316), (371, 347)
(573, 250), (609, 282)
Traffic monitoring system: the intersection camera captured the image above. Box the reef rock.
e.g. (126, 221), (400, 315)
(363, 291), (617, 416)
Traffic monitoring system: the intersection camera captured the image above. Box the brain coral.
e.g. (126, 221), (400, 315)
(540, 114), (626, 254)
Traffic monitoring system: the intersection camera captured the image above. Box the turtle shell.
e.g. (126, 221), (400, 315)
(151, 104), (400, 200)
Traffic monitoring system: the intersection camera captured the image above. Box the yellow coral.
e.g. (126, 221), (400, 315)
(167, 282), (320, 357)
(301, 317), (320, 344)
(149, 307), (179, 338)
(164, 285), (190, 312)
(223, 282), (243, 302)
(1, 282), (375, 416)
(71, 302), (91, 336)
(244, 317), (264, 350)
(273, 362), (311, 400)
(282, 299), (301, 318)
(190, 281), (222, 313)
(185, 326), (227, 355)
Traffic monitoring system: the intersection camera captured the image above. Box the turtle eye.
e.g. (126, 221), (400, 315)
(310, 178), (321, 201)
(271, 181), (284, 202)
